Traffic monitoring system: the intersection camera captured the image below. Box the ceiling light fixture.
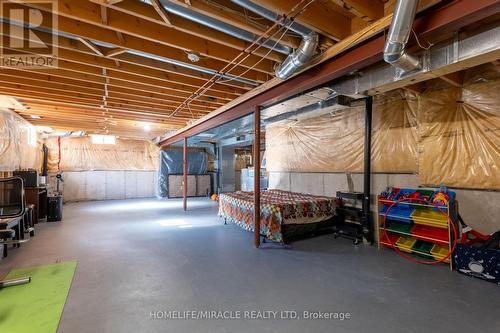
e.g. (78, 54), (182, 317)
(30, 115), (42, 119)
(187, 52), (200, 63)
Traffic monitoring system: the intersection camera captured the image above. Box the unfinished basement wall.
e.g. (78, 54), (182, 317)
(0, 108), (41, 173)
(266, 65), (500, 234)
(268, 172), (500, 235)
(44, 136), (160, 202)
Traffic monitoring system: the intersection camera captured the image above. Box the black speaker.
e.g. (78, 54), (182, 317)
(13, 170), (39, 188)
(47, 196), (63, 222)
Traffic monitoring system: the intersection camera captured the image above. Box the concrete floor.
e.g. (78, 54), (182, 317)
(1, 198), (498, 333)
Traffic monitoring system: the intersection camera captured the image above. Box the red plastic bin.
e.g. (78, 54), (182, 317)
(380, 233), (400, 248)
(411, 224), (449, 246)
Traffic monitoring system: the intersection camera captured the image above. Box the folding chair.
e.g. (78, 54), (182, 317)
(0, 177), (31, 289)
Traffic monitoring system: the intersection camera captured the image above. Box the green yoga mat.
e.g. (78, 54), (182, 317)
(0, 261), (77, 333)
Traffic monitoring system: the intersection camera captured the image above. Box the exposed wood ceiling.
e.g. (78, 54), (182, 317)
(0, 0), (434, 139)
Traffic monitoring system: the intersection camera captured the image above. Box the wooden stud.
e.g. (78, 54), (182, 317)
(105, 48), (128, 57)
(150, 0), (172, 25)
(77, 37), (104, 56)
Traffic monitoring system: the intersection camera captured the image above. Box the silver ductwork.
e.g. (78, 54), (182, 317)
(371, 24), (499, 93)
(274, 32), (318, 80)
(231, 0), (318, 80)
(159, 0), (292, 55)
(383, 0), (421, 73)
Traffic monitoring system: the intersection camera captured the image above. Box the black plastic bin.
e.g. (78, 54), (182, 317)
(47, 196), (63, 222)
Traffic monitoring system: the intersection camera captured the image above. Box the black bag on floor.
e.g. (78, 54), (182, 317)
(455, 231), (500, 285)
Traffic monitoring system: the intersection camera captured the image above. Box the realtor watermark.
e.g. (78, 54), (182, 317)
(0, 0), (58, 68)
(150, 309), (352, 321)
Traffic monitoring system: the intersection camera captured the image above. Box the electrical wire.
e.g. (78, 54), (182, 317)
(168, 21), (290, 117)
(217, 24), (292, 84)
(412, 29), (433, 50)
(169, 0), (316, 118)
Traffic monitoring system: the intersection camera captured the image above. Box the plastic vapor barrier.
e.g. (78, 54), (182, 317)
(266, 90), (419, 174)
(158, 150), (208, 198)
(45, 136), (159, 172)
(266, 64), (499, 190)
(418, 67), (500, 189)
(0, 109), (40, 172)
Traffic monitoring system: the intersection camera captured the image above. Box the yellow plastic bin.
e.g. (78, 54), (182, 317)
(430, 244), (449, 261)
(411, 208), (448, 229)
(396, 236), (417, 253)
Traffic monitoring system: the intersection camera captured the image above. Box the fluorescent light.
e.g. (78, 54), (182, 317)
(30, 115), (42, 119)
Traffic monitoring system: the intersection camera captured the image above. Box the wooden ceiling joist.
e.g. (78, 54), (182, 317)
(89, 0), (285, 62)
(0, 26), (260, 90)
(26, 14), (274, 80)
(25, 102), (196, 122)
(17, 96), (201, 123)
(1, 56), (243, 101)
(186, 0), (299, 48)
(1, 0), (455, 139)
(250, 0), (351, 41)
(0, 80), (216, 115)
(3, 66), (232, 105)
(91, 0), (300, 49)
(0, 84), (215, 117)
(25, 1), (282, 71)
(331, 0), (384, 22)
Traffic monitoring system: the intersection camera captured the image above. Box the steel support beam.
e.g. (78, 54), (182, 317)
(362, 96), (373, 244)
(160, 0), (500, 147)
(254, 106), (261, 248)
(183, 137), (188, 211)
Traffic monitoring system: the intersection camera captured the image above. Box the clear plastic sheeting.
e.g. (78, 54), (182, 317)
(266, 90), (419, 173)
(44, 136), (159, 172)
(265, 64), (500, 190)
(418, 69), (500, 189)
(0, 109), (40, 172)
(158, 150), (208, 198)
(373, 90), (419, 173)
(266, 107), (365, 172)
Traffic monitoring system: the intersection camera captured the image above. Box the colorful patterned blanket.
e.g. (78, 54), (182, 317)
(218, 190), (337, 243)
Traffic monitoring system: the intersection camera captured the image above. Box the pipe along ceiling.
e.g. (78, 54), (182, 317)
(152, 0), (319, 81)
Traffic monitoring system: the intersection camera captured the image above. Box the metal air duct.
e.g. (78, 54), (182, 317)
(274, 32), (318, 80)
(383, 0), (421, 73)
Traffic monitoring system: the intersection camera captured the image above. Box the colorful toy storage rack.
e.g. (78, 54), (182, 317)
(377, 187), (459, 270)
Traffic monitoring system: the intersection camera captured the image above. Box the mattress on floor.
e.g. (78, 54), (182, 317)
(218, 189), (337, 243)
